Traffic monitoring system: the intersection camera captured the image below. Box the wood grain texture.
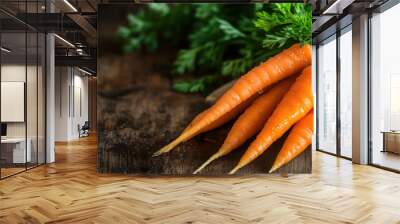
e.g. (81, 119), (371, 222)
(88, 77), (97, 132)
(1, 135), (400, 223)
(97, 55), (311, 175)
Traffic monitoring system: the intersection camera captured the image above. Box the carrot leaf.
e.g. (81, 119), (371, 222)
(118, 3), (311, 93)
(173, 75), (218, 93)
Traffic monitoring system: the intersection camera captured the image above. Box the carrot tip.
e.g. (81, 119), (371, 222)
(152, 144), (173, 157)
(193, 153), (222, 174)
(153, 135), (186, 157)
(152, 150), (164, 157)
(228, 166), (240, 175)
(193, 169), (201, 175)
(269, 163), (281, 173)
(268, 167), (276, 174)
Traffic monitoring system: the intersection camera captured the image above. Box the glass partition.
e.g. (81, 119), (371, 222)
(0, 2), (46, 179)
(38, 32), (45, 165)
(370, 4), (400, 171)
(0, 30), (28, 177)
(27, 30), (38, 169)
(339, 27), (352, 158)
(317, 35), (337, 154)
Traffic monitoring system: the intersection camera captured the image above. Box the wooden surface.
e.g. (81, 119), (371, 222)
(97, 54), (311, 175)
(0, 167), (25, 177)
(1, 135), (400, 223)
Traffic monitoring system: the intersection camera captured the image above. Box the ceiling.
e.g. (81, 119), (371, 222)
(312, 0), (391, 43)
(0, 0), (99, 73)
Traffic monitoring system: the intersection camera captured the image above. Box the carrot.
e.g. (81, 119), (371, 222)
(154, 43), (312, 156)
(193, 77), (296, 174)
(229, 66), (313, 174)
(269, 111), (314, 173)
(201, 98), (253, 133)
(182, 109), (208, 133)
(152, 96), (254, 156)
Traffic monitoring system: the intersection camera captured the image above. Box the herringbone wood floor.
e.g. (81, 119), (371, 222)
(1, 135), (400, 224)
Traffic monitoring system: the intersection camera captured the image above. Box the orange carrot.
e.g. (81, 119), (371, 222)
(193, 77), (296, 174)
(201, 98), (253, 133)
(154, 43), (312, 156)
(269, 111), (314, 173)
(182, 109), (208, 133)
(153, 96), (254, 156)
(229, 66), (313, 174)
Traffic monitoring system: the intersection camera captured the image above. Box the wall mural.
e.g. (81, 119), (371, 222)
(97, 3), (313, 175)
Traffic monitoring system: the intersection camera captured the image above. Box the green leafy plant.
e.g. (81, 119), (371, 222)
(117, 4), (194, 53)
(254, 4), (311, 48)
(118, 3), (311, 93)
(172, 75), (218, 93)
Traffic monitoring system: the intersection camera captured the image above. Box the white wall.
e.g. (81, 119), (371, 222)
(46, 32), (56, 163)
(1, 65), (26, 140)
(1, 63), (46, 164)
(352, 14), (369, 164)
(72, 73), (89, 138)
(1, 82), (25, 122)
(55, 67), (89, 141)
(1, 65), (26, 130)
(1, 65), (37, 138)
(55, 66), (69, 141)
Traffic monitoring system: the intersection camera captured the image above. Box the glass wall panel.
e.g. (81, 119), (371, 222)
(0, 1), (46, 179)
(38, 33), (45, 165)
(1, 30), (28, 177)
(26, 0), (41, 169)
(371, 4), (400, 171)
(339, 28), (352, 158)
(317, 35), (337, 154)
(27, 30), (38, 169)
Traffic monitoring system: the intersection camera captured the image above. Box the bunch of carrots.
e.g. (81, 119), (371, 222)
(153, 43), (314, 174)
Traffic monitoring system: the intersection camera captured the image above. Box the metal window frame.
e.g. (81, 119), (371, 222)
(315, 23), (353, 161)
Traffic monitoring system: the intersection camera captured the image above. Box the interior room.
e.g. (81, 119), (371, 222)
(0, 15), (46, 178)
(0, 0), (400, 223)
(370, 4), (400, 171)
(314, 1), (400, 172)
